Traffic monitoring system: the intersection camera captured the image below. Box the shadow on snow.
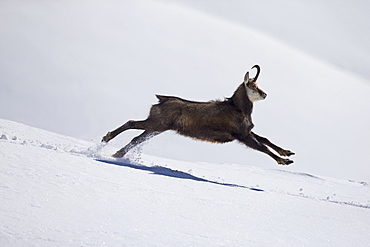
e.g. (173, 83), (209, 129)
(96, 159), (264, 192)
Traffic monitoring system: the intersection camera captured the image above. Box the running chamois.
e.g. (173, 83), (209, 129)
(102, 65), (295, 165)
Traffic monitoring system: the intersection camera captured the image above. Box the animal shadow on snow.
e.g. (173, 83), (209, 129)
(96, 159), (264, 192)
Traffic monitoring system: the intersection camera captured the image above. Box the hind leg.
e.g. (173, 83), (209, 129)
(102, 120), (154, 143)
(112, 131), (161, 158)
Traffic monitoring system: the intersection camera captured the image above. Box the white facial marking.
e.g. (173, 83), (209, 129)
(246, 84), (265, 102)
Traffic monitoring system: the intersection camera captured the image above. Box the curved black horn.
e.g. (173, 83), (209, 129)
(251, 64), (260, 82)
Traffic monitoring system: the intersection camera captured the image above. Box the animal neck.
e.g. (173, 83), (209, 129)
(229, 84), (253, 115)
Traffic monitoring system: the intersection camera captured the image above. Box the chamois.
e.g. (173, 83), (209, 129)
(102, 65), (295, 165)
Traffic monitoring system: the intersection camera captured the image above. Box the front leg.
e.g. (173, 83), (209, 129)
(240, 134), (293, 165)
(251, 132), (295, 157)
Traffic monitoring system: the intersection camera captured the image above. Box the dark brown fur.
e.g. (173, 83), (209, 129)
(102, 66), (294, 165)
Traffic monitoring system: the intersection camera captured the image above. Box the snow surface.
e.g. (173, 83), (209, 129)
(0, 2), (369, 181)
(170, 0), (370, 81)
(1, 118), (370, 246)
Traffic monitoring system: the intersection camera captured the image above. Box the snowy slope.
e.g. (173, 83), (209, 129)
(0, 1), (369, 181)
(170, 0), (370, 81)
(1, 119), (369, 246)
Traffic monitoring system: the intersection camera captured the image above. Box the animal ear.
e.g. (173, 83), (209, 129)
(244, 72), (249, 83)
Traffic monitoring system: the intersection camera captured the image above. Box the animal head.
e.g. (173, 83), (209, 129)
(243, 65), (267, 102)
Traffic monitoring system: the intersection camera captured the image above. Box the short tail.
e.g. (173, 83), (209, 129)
(155, 94), (178, 103)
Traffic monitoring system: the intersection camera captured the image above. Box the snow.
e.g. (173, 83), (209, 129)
(1, 118), (369, 246)
(170, 0), (370, 81)
(0, 0), (369, 181)
(0, 1), (370, 244)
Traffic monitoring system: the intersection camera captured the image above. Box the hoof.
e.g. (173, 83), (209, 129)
(112, 151), (124, 158)
(277, 158), (294, 165)
(285, 159), (294, 165)
(278, 149), (295, 157)
(102, 132), (112, 143)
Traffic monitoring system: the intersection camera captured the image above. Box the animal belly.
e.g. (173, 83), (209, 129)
(174, 111), (238, 143)
(177, 129), (235, 143)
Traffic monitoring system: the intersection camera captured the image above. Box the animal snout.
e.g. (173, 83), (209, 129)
(261, 92), (267, 99)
